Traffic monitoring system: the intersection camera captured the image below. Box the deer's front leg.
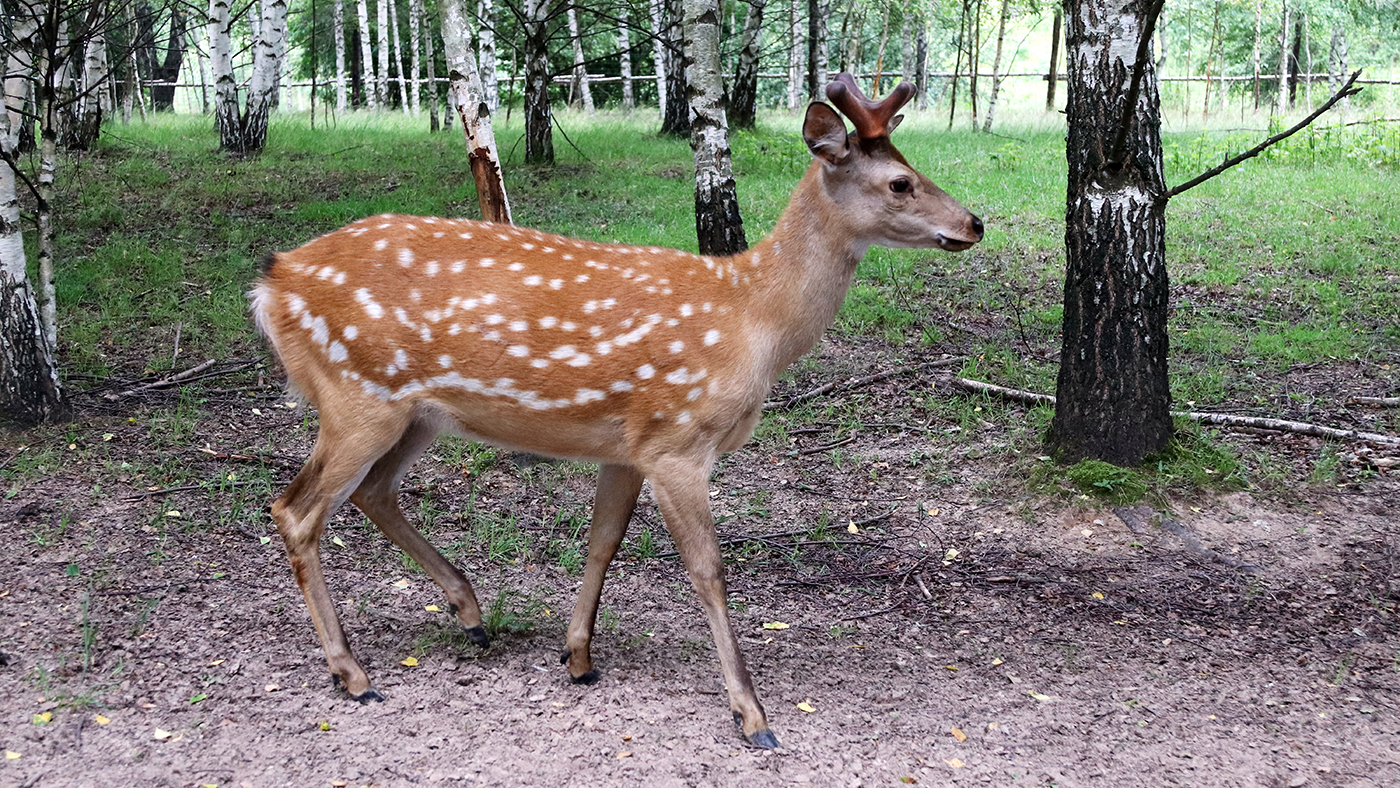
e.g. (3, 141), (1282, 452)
(562, 464), (644, 683)
(649, 459), (778, 749)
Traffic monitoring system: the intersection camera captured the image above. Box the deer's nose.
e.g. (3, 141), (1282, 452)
(970, 214), (984, 239)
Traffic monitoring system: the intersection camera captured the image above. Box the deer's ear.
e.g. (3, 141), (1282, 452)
(803, 102), (851, 165)
(886, 114), (905, 135)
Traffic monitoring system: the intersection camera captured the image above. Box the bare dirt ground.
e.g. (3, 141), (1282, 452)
(2, 338), (1398, 788)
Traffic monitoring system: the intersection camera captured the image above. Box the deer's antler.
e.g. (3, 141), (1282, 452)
(825, 73), (914, 140)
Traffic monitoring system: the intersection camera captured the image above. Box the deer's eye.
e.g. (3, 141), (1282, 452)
(890, 178), (912, 194)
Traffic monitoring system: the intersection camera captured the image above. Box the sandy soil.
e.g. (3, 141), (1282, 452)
(2, 342), (1397, 788)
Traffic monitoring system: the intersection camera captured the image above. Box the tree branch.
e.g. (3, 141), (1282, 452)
(1106, 0), (1166, 172)
(951, 377), (1400, 447)
(1164, 70), (1363, 201)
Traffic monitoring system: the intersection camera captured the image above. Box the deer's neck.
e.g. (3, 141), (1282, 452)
(735, 166), (866, 378)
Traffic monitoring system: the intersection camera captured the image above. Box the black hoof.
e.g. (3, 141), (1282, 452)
(559, 649), (571, 665)
(463, 625), (490, 649)
(747, 729), (781, 749)
(351, 686), (387, 704)
(570, 669), (602, 685)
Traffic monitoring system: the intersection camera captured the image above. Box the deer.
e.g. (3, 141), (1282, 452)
(250, 74), (982, 749)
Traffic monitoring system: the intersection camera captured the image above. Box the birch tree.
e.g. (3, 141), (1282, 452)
(407, 0), (422, 114)
(805, 0), (827, 100)
(566, 6), (593, 112)
(660, 0), (689, 134)
(617, 18), (633, 109)
(522, 0), (553, 163)
(982, 0), (1011, 131)
(439, 0), (511, 220)
(357, 0), (378, 107)
(786, 0), (802, 109)
(424, 0), (439, 128)
(478, 0), (497, 110)
(650, 0), (668, 115)
(377, 0), (391, 107)
(682, 0), (744, 255)
(335, 0), (349, 111)
(390, 0), (407, 112)
(210, 0), (290, 153)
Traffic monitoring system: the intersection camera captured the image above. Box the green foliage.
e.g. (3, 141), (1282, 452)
(1063, 460), (1150, 505)
(481, 590), (547, 638)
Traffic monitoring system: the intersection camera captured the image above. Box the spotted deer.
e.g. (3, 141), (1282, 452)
(251, 74), (982, 749)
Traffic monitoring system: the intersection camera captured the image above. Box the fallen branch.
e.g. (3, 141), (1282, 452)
(1351, 396), (1400, 408)
(764, 357), (965, 411)
(123, 480), (262, 500)
(952, 378), (1400, 447)
(102, 360), (216, 401)
(1164, 70), (1363, 201)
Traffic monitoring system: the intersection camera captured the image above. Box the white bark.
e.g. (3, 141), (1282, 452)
(357, 0), (379, 108)
(650, 0), (668, 113)
(1276, 0), (1288, 115)
(478, 0), (498, 110)
(982, 0), (1011, 132)
(390, 0), (409, 113)
(408, 0), (423, 114)
(618, 20), (633, 108)
(210, 0), (239, 143)
(787, 0), (803, 110)
(424, 1), (440, 128)
(195, 26), (212, 115)
(567, 7), (594, 113)
(683, 0), (744, 253)
(439, 0), (512, 222)
(1, 32), (29, 276)
(335, 0), (349, 111)
(378, 0), (393, 109)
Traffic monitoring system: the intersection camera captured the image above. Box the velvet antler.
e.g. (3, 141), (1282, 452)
(824, 73), (914, 140)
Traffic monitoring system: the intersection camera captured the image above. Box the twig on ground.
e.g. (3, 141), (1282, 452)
(96, 577), (225, 597)
(795, 434), (858, 455)
(123, 480), (261, 500)
(913, 573), (933, 600)
(840, 603), (902, 622)
(101, 360), (216, 401)
(764, 357), (965, 411)
(952, 377), (1400, 447)
(1351, 396), (1400, 408)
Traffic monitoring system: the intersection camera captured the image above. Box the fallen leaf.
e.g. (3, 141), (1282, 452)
(951, 726), (967, 742)
(5, 751), (20, 760)
(761, 621), (790, 630)
(616, 751), (633, 759)
(331, 536), (347, 548)
(796, 701), (816, 713)
(944, 758), (966, 768)
(103, 433), (114, 442)
(944, 665), (958, 671)
(991, 657), (1004, 666)
(621, 734), (632, 742)
(944, 548), (960, 560)
(320, 720), (332, 731)
(265, 684), (279, 693)
(153, 728), (173, 741)
(94, 714), (111, 725)
(900, 777), (918, 784)
(188, 693), (208, 704)
(424, 605), (441, 613)
(209, 659), (226, 667)
(847, 523), (859, 534)
(165, 510), (181, 518)
(32, 711), (54, 725)
(392, 578), (410, 590)
(259, 536), (272, 545)
(401, 657), (419, 667)
(1028, 691), (1055, 702)
(331, 781), (348, 787)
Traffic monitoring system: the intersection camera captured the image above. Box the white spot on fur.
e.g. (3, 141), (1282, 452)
(539, 316), (558, 329)
(610, 381), (634, 392)
(637, 364), (655, 379)
(704, 329), (721, 346)
(679, 304), (694, 317)
(374, 239), (389, 250)
(328, 341), (348, 363)
(575, 389), (605, 404)
(438, 355), (454, 368)
(479, 258), (496, 267)
(523, 275), (542, 286)
(343, 325), (359, 340)
(507, 345), (530, 357)
(398, 248), (415, 266)
(669, 340), (684, 354)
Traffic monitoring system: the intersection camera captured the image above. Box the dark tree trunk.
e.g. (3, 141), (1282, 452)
(351, 32), (364, 106)
(1049, 0), (1172, 466)
(1046, 7), (1062, 111)
(523, 5), (553, 164)
(150, 6), (187, 111)
(1287, 18), (1302, 107)
(660, 0), (691, 136)
(728, 0), (764, 129)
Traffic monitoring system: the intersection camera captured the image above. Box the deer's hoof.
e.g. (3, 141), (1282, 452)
(463, 625), (490, 649)
(570, 669), (602, 685)
(747, 728), (781, 750)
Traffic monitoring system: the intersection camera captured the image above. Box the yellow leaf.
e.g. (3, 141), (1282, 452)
(33, 711), (52, 724)
(847, 523), (859, 534)
(944, 758), (966, 768)
(331, 536), (347, 548)
(401, 657), (419, 667)
(1092, 592), (1105, 600)
(900, 777), (918, 784)
(991, 657), (1004, 666)
(320, 720), (332, 731)
(424, 605), (441, 613)
(616, 751), (633, 759)
(796, 701), (816, 713)
(5, 751), (20, 760)
(944, 548), (959, 560)
(951, 726), (967, 742)
(944, 665), (959, 671)
(392, 578), (410, 590)
(761, 621), (790, 630)
(153, 728), (173, 740)
(1028, 691), (1055, 702)
(165, 510), (181, 518)
(94, 714), (111, 725)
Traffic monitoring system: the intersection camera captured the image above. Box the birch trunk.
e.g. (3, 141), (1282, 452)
(522, 0), (553, 163)
(1275, 0), (1288, 115)
(244, 0), (289, 151)
(915, 15), (928, 109)
(356, 0), (378, 107)
(651, 0), (668, 114)
(335, 0), (349, 110)
(407, 0), (422, 114)
(424, 6), (440, 128)
(982, 0), (1011, 132)
(805, 0), (828, 100)
(478, 0), (498, 110)
(683, 0), (745, 255)
(900, 8), (914, 84)
(390, 0), (408, 112)
(210, 0), (241, 147)
(439, 0), (512, 221)
(617, 21), (633, 109)
(661, 0), (690, 135)
(729, 0), (764, 129)
(1051, 0), (1171, 465)
(74, 32), (108, 149)
(377, 0), (391, 106)
(786, 0), (803, 110)
(567, 7), (594, 113)
(1047, 7), (1062, 110)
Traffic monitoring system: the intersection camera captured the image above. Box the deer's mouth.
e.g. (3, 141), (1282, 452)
(936, 233), (979, 252)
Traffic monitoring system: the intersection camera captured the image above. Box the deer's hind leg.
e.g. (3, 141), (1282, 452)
(349, 416), (490, 648)
(272, 405), (414, 701)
